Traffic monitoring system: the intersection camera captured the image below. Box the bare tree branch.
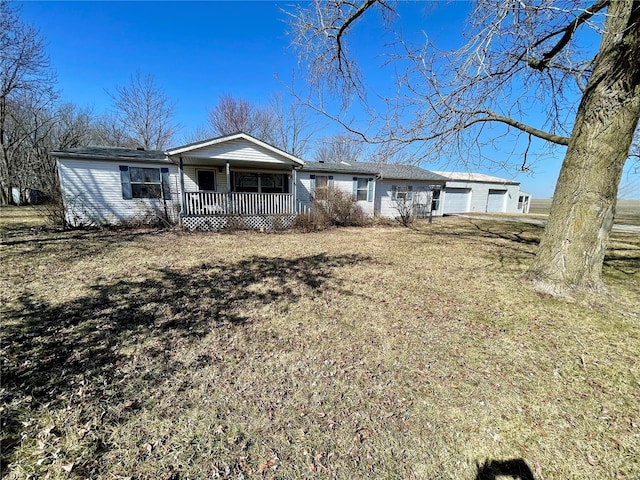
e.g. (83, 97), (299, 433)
(108, 71), (176, 150)
(207, 93), (315, 156)
(0, 0), (57, 204)
(288, 0), (640, 290)
(528, 0), (610, 71)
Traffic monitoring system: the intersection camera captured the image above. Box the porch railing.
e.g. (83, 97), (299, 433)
(184, 191), (296, 216)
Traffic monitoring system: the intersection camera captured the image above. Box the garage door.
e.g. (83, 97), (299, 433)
(443, 188), (471, 213)
(486, 189), (507, 212)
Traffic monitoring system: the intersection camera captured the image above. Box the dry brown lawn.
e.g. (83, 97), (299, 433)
(1, 206), (639, 479)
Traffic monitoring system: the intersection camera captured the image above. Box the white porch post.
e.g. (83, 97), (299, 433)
(225, 160), (231, 214)
(179, 156), (186, 216)
(292, 168), (297, 214)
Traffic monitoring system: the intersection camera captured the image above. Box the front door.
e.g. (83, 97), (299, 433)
(197, 170), (216, 191)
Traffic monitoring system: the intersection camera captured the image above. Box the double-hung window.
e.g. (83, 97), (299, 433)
(353, 177), (373, 202)
(120, 166), (171, 199)
(310, 175), (333, 199)
(314, 175), (329, 199)
(431, 189), (441, 211)
(391, 185), (413, 201)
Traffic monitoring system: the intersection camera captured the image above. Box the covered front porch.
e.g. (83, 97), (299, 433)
(166, 133), (304, 231)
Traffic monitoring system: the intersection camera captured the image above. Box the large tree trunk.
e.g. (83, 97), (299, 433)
(529, 0), (640, 292)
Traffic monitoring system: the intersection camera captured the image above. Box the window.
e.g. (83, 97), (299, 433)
(309, 175), (334, 199)
(232, 172), (288, 193)
(392, 185), (413, 201)
(120, 166), (170, 200)
(197, 170), (216, 191)
(354, 177), (372, 202)
(130, 167), (161, 198)
(234, 172), (259, 192)
(261, 173), (287, 193)
(431, 189), (441, 211)
(314, 175), (329, 199)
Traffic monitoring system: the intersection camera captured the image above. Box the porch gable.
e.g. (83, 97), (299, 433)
(166, 132), (305, 167)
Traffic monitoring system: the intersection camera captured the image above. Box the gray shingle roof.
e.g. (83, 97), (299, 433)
(301, 161), (380, 175)
(376, 164), (448, 181)
(50, 146), (169, 162)
(301, 161), (448, 181)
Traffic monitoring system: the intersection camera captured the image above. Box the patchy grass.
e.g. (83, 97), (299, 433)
(1, 207), (639, 480)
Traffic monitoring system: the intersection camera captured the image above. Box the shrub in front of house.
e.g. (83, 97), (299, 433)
(295, 187), (369, 231)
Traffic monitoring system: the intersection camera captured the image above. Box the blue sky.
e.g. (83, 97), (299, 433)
(17, 1), (638, 199)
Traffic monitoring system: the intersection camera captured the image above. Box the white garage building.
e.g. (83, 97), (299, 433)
(435, 172), (531, 214)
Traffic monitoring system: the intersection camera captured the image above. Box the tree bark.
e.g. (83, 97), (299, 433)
(529, 0), (640, 292)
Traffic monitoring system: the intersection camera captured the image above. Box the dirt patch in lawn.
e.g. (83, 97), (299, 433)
(1, 208), (639, 479)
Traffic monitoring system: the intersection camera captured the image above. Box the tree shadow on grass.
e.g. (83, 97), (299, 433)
(603, 253), (640, 276)
(412, 219), (640, 278)
(409, 219), (542, 251)
(1, 227), (164, 266)
(1, 252), (370, 474)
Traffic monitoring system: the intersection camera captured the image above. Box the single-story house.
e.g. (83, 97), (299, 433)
(51, 132), (531, 230)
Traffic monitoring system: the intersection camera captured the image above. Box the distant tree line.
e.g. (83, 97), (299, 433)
(0, 1), (181, 204)
(0, 1), (335, 206)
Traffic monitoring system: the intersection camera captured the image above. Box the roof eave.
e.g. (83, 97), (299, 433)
(51, 152), (173, 163)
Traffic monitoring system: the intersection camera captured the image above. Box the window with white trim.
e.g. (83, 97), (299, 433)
(120, 166), (171, 200)
(431, 189), (441, 211)
(315, 175), (329, 199)
(356, 178), (369, 201)
(197, 169), (216, 191)
(391, 185), (413, 201)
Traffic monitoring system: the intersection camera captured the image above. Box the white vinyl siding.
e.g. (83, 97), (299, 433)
(376, 181), (444, 219)
(296, 172), (375, 217)
(180, 138), (296, 165)
(57, 158), (179, 225)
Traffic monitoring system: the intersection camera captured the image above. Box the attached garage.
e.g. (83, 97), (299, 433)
(443, 188), (471, 214)
(434, 171), (528, 214)
(486, 189), (507, 212)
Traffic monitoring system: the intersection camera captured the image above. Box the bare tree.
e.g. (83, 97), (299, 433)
(209, 94), (275, 141)
(314, 133), (363, 163)
(289, 0), (640, 293)
(268, 93), (315, 157)
(90, 112), (136, 148)
(393, 194), (416, 227)
(181, 126), (214, 146)
(208, 93), (315, 156)
(3, 93), (50, 200)
(50, 103), (94, 150)
(0, 0), (56, 204)
(109, 71), (176, 150)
